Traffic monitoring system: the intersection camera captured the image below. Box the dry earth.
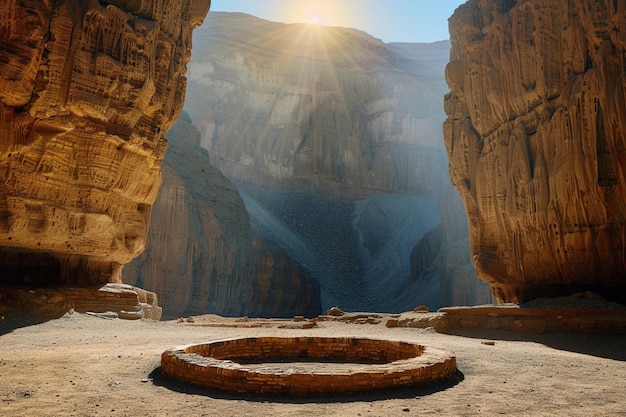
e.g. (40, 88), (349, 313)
(1, 311), (625, 417)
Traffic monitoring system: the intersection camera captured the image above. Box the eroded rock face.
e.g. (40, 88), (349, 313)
(122, 118), (256, 317)
(250, 238), (321, 318)
(444, 0), (626, 303)
(0, 0), (210, 284)
(123, 117), (321, 318)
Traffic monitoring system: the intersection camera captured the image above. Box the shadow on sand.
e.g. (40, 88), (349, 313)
(443, 327), (626, 361)
(148, 366), (464, 403)
(0, 310), (52, 336)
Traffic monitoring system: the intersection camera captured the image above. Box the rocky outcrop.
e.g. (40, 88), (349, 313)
(437, 185), (493, 306)
(123, 116), (256, 317)
(250, 238), (321, 318)
(444, 0), (626, 303)
(0, 0), (210, 286)
(1, 283), (161, 320)
(123, 117), (321, 318)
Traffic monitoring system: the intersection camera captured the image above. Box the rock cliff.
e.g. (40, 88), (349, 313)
(444, 0), (626, 303)
(0, 0), (210, 285)
(182, 12), (492, 311)
(250, 238), (321, 318)
(123, 117), (321, 318)
(185, 12), (452, 198)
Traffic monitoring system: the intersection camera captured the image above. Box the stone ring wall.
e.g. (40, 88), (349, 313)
(161, 336), (457, 396)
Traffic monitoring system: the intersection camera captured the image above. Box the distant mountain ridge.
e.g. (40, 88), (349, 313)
(185, 11), (452, 197)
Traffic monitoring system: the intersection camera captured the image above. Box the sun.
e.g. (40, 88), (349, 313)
(309, 15), (322, 25)
(280, 0), (351, 28)
(305, 9), (326, 26)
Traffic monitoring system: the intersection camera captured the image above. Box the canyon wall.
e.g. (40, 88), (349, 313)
(123, 116), (321, 318)
(181, 12), (492, 311)
(444, 0), (626, 303)
(0, 0), (210, 286)
(250, 238), (321, 318)
(185, 13), (452, 198)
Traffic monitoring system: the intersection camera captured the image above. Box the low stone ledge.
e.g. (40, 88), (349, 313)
(439, 304), (626, 335)
(0, 283), (161, 320)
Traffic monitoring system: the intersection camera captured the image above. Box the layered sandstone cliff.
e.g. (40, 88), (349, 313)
(123, 117), (321, 318)
(0, 0), (210, 286)
(123, 116), (255, 317)
(444, 0), (626, 303)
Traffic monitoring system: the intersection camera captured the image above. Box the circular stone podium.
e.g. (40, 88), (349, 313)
(161, 336), (457, 396)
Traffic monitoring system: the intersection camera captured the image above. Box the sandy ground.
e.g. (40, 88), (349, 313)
(1, 312), (625, 417)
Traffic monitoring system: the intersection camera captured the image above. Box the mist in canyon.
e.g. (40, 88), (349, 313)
(240, 186), (441, 311)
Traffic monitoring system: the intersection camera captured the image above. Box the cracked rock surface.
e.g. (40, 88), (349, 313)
(444, 0), (626, 303)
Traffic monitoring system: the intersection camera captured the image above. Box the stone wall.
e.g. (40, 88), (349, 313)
(438, 304), (626, 335)
(161, 337), (457, 395)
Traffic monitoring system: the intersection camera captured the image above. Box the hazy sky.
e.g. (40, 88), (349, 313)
(208, 0), (463, 43)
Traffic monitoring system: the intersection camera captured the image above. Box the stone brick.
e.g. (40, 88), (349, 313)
(161, 337), (456, 396)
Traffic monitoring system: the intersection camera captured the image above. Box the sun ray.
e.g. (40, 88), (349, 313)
(217, 15), (391, 185)
(280, 0), (352, 28)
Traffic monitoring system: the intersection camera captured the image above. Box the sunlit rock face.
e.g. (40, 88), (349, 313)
(444, 0), (626, 303)
(0, 0), (210, 284)
(123, 117), (321, 318)
(183, 12), (491, 311)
